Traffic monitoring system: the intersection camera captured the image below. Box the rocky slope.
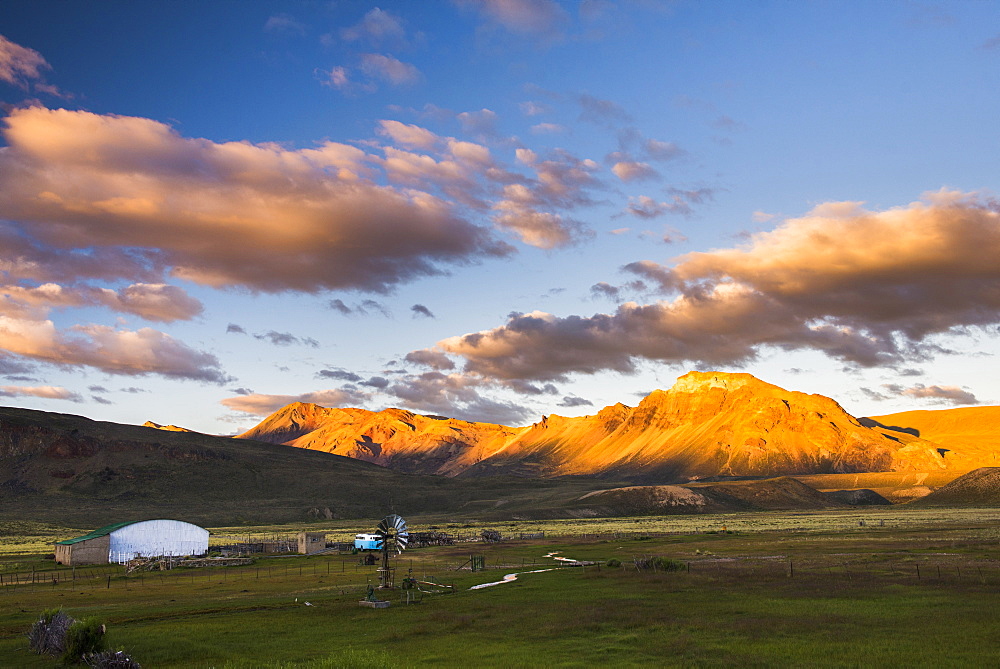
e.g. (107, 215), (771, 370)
(238, 371), (957, 482)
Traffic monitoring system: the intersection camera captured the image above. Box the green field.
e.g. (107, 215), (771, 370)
(3, 509), (1000, 667)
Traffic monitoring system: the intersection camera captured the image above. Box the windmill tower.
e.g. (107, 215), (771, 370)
(375, 514), (408, 588)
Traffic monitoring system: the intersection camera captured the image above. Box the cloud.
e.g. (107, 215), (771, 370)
(0, 35), (50, 87)
(645, 140), (685, 160)
(416, 191), (1000, 381)
(0, 282), (202, 323)
(359, 53), (421, 85)
(320, 66), (371, 94)
(411, 304), (435, 318)
(227, 323), (247, 334)
(492, 147), (599, 248)
(0, 107), (512, 295)
(983, 34), (1000, 50)
(590, 282), (621, 300)
(624, 195), (684, 219)
(520, 101), (550, 116)
(376, 119), (439, 150)
(530, 123), (567, 135)
(0, 384), (81, 401)
(362, 376), (390, 389)
(455, 0), (569, 39)
(104, 283), (203, 322)
(316, 368), (363, 383)
(711, 115), (746, 132)
(340, 8), (410, 48)
(0, 316), (229, 383)
(254, 330), (319, 347)
(404, 349), (456, 370)
(385, 370), (530, 424)
(328, 299), (353, 316)
(328, 299), (392, 318)
(457, 108), (500, 139)
(557, 395), (593, 408)
(221, 388), (369, 416)
(264, 14), (306, 36)
(611, 161), (658, 182)
(578, 93), (631, 125)
(893, 383), (979, 406)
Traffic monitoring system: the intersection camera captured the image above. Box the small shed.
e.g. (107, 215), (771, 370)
(298, 532), (327, 554)
(55, 519), (209, 565)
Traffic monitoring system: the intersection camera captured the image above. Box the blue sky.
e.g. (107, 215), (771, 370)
(0, 1), (998, 433)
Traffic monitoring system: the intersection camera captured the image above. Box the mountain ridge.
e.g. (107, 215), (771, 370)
(237, 371), (968, 482)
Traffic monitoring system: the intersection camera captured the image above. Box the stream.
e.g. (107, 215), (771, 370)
(468, 551), (580, 590)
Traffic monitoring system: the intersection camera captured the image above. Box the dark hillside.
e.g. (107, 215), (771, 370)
(0, 406), (609, 525)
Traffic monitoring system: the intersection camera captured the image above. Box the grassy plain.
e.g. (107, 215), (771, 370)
(3, 509), (1000, 667)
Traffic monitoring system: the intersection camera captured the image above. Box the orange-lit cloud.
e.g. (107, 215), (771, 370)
(0, 316), (227, 382)
(0, 34), (49, 87)
(0, 384), (80, 401)
(0, 107), (510, 293)
(611, 161), (658, 182)
(0, 282), (201, 322)
(220, 389), (368, 416)
(416, 191), (1000, 381)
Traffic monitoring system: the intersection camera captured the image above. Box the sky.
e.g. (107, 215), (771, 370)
(0, 0), (998, 434)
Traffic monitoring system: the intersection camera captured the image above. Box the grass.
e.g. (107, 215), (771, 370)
(4, 509), (1000, 666)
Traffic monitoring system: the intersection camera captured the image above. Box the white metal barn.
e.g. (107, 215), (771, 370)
(55, 519), (209, 565)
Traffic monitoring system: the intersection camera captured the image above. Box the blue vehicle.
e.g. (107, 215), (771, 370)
(354, 533), (382, 550)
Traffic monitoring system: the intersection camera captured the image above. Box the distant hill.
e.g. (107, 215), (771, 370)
(908, 467), (1000, 507)
(865, 406), (1000, 472)
(572, 477), (848, 516)
(239, 371), (956, 482)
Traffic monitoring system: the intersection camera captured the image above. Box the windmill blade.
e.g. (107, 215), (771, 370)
(375, 514), (409, 554)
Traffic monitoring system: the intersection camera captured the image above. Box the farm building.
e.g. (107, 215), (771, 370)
(297, 531), (326, 554)
(54, 519), (209, 566)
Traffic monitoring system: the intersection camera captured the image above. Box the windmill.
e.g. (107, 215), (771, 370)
(375, 514), (408, 588)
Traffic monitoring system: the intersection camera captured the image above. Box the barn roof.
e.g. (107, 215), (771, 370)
(55, 521), (138, 545)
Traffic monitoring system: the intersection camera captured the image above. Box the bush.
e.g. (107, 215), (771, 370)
(63, 618), (107, 664)
(28, 608), (75, 657)
(606, 558), (622, 568)
(83, 650), (141, 668)
(633, 556), (685, 572)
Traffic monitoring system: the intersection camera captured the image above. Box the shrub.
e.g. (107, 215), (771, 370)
(83, 650), (141, 668)
(606, 558), (622, 568)
(633, 556), (685, 572)
(27, 608), (75, 657)
(63, 618), (107, 664)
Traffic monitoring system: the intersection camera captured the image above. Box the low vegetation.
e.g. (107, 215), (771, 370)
(5, 508), (1000, 666)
